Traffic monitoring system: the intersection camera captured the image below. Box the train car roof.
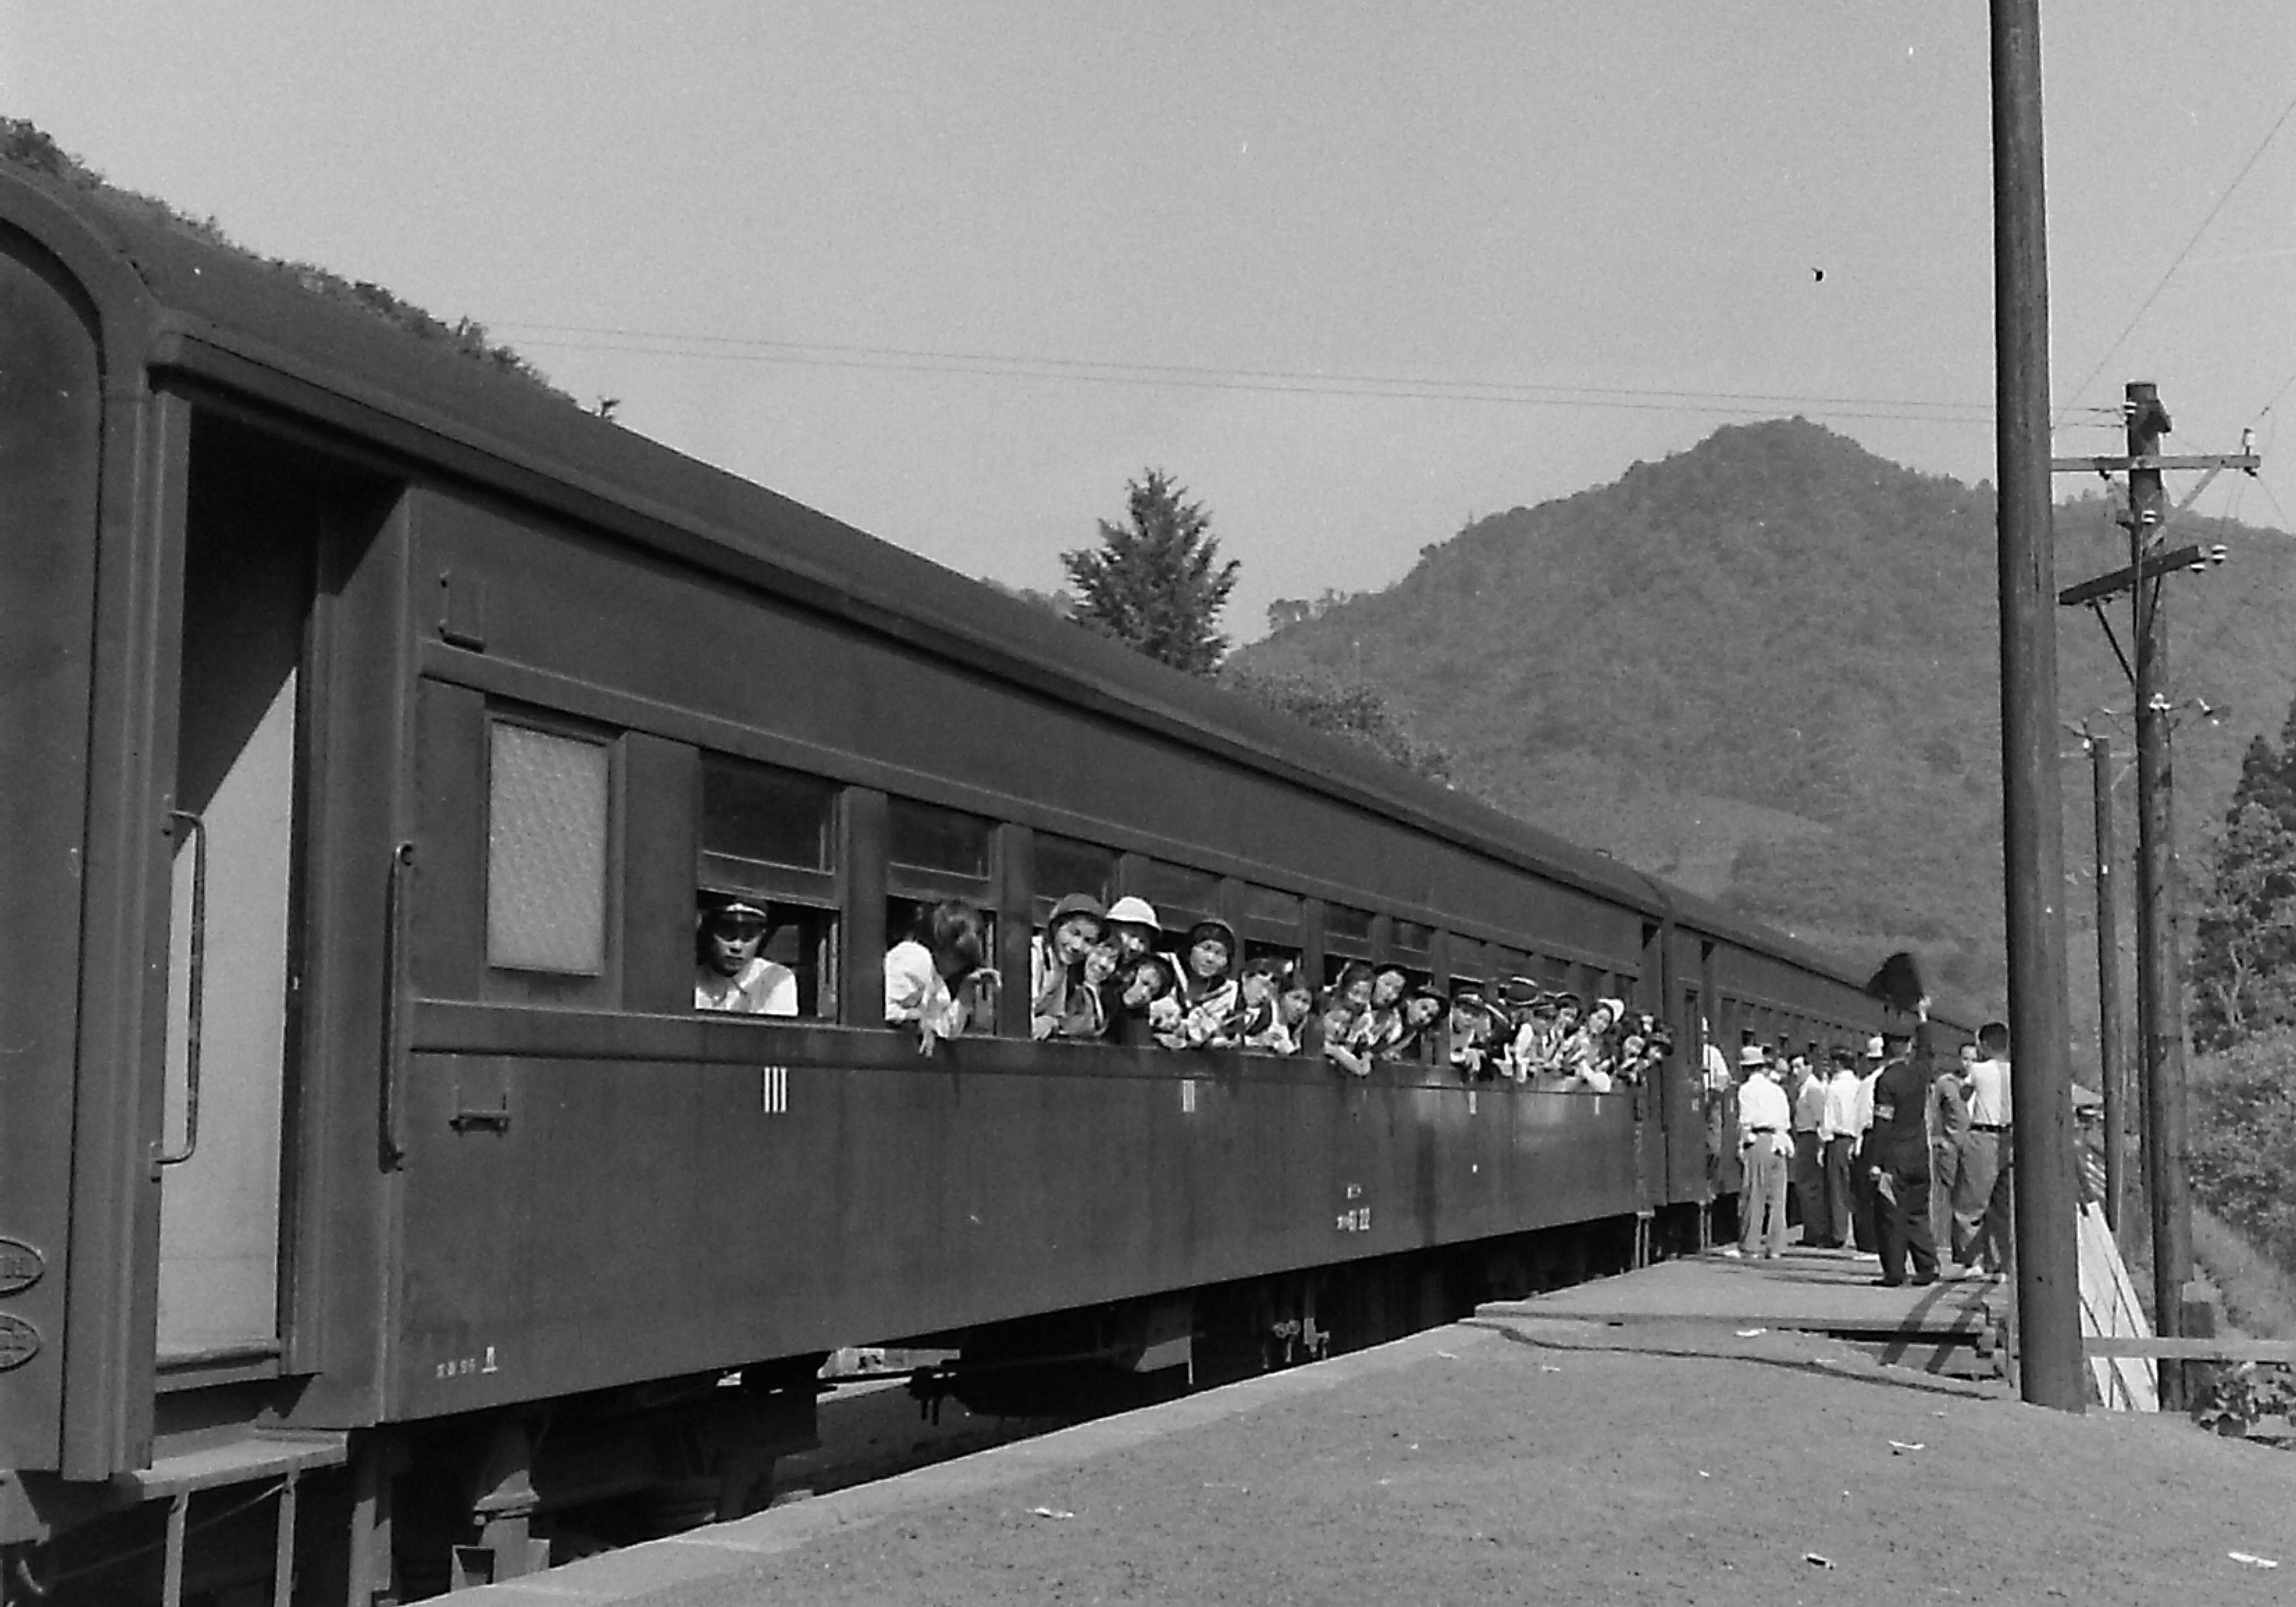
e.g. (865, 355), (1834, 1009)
(14, 166), (1942, 983)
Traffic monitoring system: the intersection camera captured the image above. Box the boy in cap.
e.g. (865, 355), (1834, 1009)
(695, 898), (798, 1015)
(1447, 983), (1496, 1080)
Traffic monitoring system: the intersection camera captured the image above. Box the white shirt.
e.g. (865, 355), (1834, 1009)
(695, 957), (797, 1016)
(1702, 1042), (1732, 1093)
(1852, 1067), (1882, 1136)
(884, 939), (967, 1037)
(1735, 1073), (1792, 1153)
(1820, 1070), (1863, 1142)
(1966, 1055), (2012, 1126)
(1791, 1073), (1829, 1133)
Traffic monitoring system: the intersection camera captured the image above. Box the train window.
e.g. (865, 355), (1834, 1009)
(885, 897), (999, 1033)
(1236, 882), (1301, 959)
(1135, 860), (1221, 928)
(1392, 919), (1434, 962)
(1489, 946), (1529, 989)
(1239, 882), (1300, 929)
(487, 723), (611, 975)
(694, 893), (836, 1018)
(701, 754), (835, 872)
(1323, 903), (1375, 958)
(1033, 834), (1116, 921)
(696, 754), (842, 1019)
(890, 797), (993, 881)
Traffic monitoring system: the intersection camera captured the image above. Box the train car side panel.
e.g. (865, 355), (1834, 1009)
(0, 228), (106, 1475)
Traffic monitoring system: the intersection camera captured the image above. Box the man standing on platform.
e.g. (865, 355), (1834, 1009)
(1789, 1053), (1831, 1249)
(1728, 1046), (1792, 1260)
(1954, 1021), (2015, 1276)
(1818, 1046), (1862, 1249)
(1927, 1039), (1971, 1263)
(1868, 1006), (1940, 1287)
(1849, 1036), (1886, 1254)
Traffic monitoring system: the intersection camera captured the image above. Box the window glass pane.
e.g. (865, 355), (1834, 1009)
(488, 724), (608, 974)
(1325, 904), (1375, 947)
(1392, 919), (1434, 958)
(1137, 861), (1221, 922)
(1240, 883), (1300, 929)
(1035, 835), (1116, 906)
(890, 798), (991, 878)
(701, 754), (835, 870)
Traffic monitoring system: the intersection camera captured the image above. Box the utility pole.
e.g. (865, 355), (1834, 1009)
(2089, 733), (2126, 1236)
(2055, 385), (2255, 1411)
(1990, 0), (2084, 1412)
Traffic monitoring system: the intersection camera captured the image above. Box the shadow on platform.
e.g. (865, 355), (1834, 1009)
(1474, 1247), (2010, 1379)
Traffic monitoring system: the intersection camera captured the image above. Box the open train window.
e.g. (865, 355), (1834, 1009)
(487, 722), (611, 977)
(698, 754), (841, 1018)
(886, 799), (999, 1033)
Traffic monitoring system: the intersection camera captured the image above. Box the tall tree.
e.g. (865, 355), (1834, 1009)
(1062, 470), (1239, 675)
(2191, 701), (2296, 1049)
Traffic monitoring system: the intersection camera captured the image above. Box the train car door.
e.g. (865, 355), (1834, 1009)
(154, 431), (314, 1366)
(1663, 932), (1708, 1203)
(1633, 924), (1667, 1209)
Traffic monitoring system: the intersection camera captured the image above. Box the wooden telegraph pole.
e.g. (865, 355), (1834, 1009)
(2127, 384), (2195, 1408)
(2089, 733), (2126, 1236)
(2056, 388), (2254, 1410)
(1989, 0), (2084, 1411)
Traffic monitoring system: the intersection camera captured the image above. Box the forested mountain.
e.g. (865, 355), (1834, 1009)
(1235, 418), (2295, 1029)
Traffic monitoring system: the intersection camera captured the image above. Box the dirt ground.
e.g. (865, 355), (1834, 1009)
(617, 1322), (2296, 1607)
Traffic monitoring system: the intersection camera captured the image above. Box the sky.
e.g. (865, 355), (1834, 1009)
(4, 2), (2291, 642)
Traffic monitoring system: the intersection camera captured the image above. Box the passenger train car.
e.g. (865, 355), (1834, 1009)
(0, 167), (1957, 1603)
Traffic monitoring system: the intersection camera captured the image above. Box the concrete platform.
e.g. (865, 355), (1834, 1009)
(452, 1310), (2296, 1607)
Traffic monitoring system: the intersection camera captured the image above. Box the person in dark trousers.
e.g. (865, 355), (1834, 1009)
(1867, 1005), (1941, 1286)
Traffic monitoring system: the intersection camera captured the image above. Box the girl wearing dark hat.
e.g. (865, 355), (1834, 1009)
(1319, 962), (1377, 1077)
(1107, 954), (1180, 1048)
(1171, 919), (1242, 1048)
(1349, 964), (1411, 1058)
(1233, 954), (1288, 1052)
(1030, 893), (1106, 1041)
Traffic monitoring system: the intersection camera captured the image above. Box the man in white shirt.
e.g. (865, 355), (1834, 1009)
(1953, 1020), (2015, 1275)
(1847, 1035), (1888, 1254)
(1789, 1053), (1833, 1248)
(1730, 1048), (1793, 1260)
(1818, 1046), (1864, 1250)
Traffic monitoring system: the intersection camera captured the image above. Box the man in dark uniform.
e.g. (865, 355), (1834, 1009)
(1867, 1004), (1941, 1287)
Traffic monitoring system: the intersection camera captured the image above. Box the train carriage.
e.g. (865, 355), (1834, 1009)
(0, 165), (1949, 1603)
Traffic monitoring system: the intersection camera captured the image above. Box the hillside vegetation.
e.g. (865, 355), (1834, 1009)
(1236, 418), (2294, 1028)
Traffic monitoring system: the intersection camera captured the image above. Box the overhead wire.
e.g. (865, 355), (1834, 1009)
(498, 321), (2124, 429)
(2056, 88), (2296, 426)
(500, 323), (1996, 422)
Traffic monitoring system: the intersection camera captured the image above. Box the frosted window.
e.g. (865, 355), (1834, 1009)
(488, 724), (610, 974)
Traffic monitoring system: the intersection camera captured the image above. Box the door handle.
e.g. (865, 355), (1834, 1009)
(381, 840), (415, 1168)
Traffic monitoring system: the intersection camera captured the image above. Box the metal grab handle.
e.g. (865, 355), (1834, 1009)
(156, 810), (207, 1168)
(380, 841), (416, 1168)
